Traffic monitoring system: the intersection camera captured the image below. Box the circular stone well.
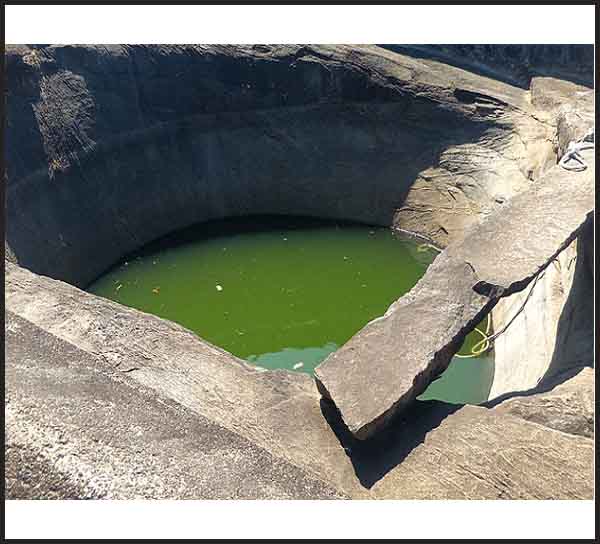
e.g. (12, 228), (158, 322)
(5, 44), (594, 500)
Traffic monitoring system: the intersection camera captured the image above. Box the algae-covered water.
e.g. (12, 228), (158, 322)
(88, 216), (494, 404)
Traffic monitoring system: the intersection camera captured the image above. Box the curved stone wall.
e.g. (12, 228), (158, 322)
(4, 44), (595, 499)
(6, 44), (541, 287)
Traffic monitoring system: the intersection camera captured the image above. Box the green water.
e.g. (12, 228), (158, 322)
(88, 216), (494, 404)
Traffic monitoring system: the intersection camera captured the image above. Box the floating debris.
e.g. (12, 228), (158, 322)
(216, 284), (223, 291)
(115, 284), (123, 292)
(293, 362), (304, 370)
(152, 287), (160, 294)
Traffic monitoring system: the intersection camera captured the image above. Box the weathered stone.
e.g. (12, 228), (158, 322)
(5, 263), (594, 499)
(5, 311), (345, 499)
(4, 262), (370, 498)
(381, 45), (595, 88)
(5, 44), (546, 286)
(4, 44), (594, 499)
(486, 81), (594, 399)
(490, 216), (594, 398)
(530, 77), (591, 113)
(365, 402), (594, 499)
(556, 91), (594, 157)
(314, 156), (594, 440)
(314, 252), (495, 439)
(491, 367), (594, 438)
(457, 154), (594, 297)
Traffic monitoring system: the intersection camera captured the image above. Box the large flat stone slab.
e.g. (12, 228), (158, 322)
(5, 311), (344, 499)
(315, 252), (495, 439)
(362, 402), (594, 499)
(458, 152), (595, 296)
(314, 155), (594, 440)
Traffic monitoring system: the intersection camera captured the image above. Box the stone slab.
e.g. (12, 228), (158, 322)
(491, 367), (594, 439)
(315, 251), (495, 439)
(314, 157), (594, 439)
(363, 403), (594, 499)
(458, 151), (595, 297)
(5, 311), (344, 499)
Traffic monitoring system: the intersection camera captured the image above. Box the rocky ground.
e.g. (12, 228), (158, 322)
(4, 44), (595, 499)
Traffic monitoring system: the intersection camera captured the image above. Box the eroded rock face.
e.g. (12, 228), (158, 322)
(382, 45), (595, 88)
(488, 85), (595, 399)
(491, 367), (594, 439)
(5, 311), (345, 499)
(6, 44), (550, 286)
(489, 217), (595, 399)
(314, 151), (594, 439)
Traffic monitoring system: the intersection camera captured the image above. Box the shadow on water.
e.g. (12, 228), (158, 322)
(128, 215), (385, 259)
(320, 397), (462, 489)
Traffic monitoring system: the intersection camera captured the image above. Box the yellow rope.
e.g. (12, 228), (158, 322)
(454, 268), (546, 359)
(455, 312), (492, 358)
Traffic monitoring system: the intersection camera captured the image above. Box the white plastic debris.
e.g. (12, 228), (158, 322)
(559, 128), (594, 172)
